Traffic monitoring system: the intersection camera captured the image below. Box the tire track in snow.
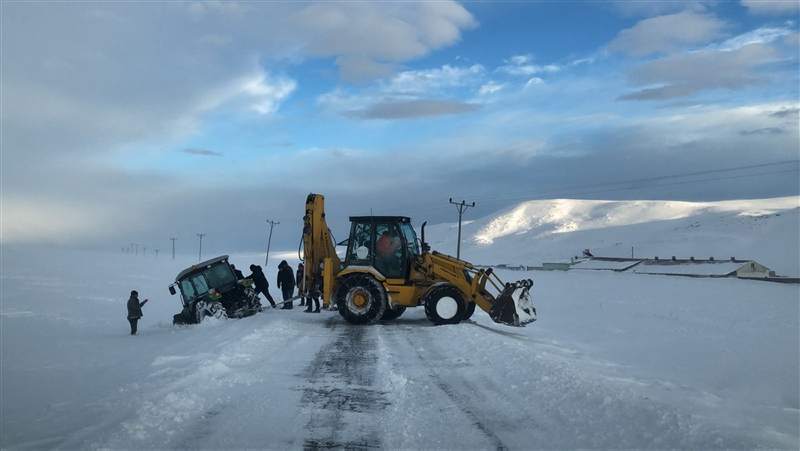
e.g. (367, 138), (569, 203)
(399, 327), (507, 450)
(299, 317), (390, 448)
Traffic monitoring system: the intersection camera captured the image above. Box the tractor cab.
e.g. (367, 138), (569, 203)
(168, 255), (261, 324)
(345, 216), (420, 279)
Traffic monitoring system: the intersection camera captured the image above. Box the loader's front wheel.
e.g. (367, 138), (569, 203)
(463, 301), (476, 321)
(424, 285), (466, 325)
(335, 274), (387, 325)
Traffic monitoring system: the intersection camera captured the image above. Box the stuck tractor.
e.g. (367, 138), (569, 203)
(299, 193), (536, 327)
(169, 255), (262, 325)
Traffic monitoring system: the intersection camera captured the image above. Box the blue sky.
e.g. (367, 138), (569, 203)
(2, 1), (798, 255)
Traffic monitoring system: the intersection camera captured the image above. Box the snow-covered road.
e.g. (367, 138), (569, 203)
(1, 248), (797, 448)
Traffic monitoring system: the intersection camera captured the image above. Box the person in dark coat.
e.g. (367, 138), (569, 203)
(296, 263), (306, 307)
(246, 264), (276, 308)
(304, 271), (321, 313)
(277, 260), (296, 309)
(127, 290), (148, 335)
(230, 264), (244, 280)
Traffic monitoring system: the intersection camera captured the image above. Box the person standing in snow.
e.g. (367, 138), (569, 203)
(246, 264), (276, 308)
(296, 262), (307, 307)
(127, 290), (148, 335)
(277, 260), (295, 309)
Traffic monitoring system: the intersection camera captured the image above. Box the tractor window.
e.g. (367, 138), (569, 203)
(206, 263), (236, 287)
(180, 279), (198, 301)
(191, 274), (210, 294)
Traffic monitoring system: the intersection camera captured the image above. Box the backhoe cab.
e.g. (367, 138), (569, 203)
(301, 194), (536, 327)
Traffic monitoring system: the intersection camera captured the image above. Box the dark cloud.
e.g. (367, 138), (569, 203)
(770, 107), (800, 119)
(740, 127), (787, 136)
(618, 44), (776, 101)
(181, 148), (223, 157)
(343, 99), (480, 120)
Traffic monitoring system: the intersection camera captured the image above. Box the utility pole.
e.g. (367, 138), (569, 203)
(142, 246), (146, 258)
(265, 219), (279, 266)
(449, 198), (475, 260)
(197, 233), (206, 261)
(170, 237), (177, 260)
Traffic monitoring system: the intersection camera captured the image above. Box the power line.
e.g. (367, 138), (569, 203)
(466, 159), (800, 205)
(449, 199), (475, 260)
(390, 159), (800, 218)
(265, 220), (279, 267)
(197, 233), (206, 262)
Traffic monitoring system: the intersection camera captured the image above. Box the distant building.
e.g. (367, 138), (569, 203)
(631, 257), (774, 279)
(569, 256), (774, 279)
(571, 257), (644, 272)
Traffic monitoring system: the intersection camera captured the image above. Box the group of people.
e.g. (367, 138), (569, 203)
(127, 259), (320, 335)
(239, 260), (320, 313)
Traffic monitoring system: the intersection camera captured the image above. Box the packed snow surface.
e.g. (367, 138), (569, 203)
(1, 197), (798, 448)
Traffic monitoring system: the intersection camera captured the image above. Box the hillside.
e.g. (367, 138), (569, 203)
(425, 197), (800, 277)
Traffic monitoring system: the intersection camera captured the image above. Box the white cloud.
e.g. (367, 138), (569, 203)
(524, 78), (544, 89)
(498, 55), (561, 77)
(478, 82), (507, 95)
(240, 72), (297, 115)
(388, 64), (485, 93)
(288, 1), (476, 82)
(707, 26), (795, 51)
(741, 0), (800, 14)
(608, 10), (727, 57)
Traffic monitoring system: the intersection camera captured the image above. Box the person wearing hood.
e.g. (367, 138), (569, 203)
(277, 260), (296, 309)
(246, 264), (276, 308)
(127, 290), (148, 335)
(230, 264), (244, 280)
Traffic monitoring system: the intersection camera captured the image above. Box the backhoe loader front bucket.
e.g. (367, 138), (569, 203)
(488, 279), (537, 327)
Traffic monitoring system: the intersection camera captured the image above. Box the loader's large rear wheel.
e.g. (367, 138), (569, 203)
(424, 285), (466, 325)
(335, 274), (387, 325)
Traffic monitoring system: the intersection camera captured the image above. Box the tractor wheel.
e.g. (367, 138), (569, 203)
(210, 302), (228, 320)
(195, 301), (227, 323)
(380, 305), (406, 321)
(463, 300), (477, 321)
(424, 285), (466, 325)
(335, 273), (387, 325)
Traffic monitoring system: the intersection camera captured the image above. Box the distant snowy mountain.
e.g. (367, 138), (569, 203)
(425, 197), (800, 277)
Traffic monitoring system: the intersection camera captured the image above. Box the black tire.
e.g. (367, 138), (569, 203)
(380, 305), (406, 321)
(424, 285), (466, 325)
(173, 311), (192, 325)
(463, 300), (477, 320)
(195, 300), (227, 323)
(335, 273), (387, 325)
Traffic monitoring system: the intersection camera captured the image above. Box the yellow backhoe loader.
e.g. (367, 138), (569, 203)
(299, 193), (536, 327)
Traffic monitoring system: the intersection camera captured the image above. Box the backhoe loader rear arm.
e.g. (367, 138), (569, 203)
(301, 194), (340, 307)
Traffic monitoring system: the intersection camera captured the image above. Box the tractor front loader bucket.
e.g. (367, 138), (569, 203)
(488, 279), (537, 327)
